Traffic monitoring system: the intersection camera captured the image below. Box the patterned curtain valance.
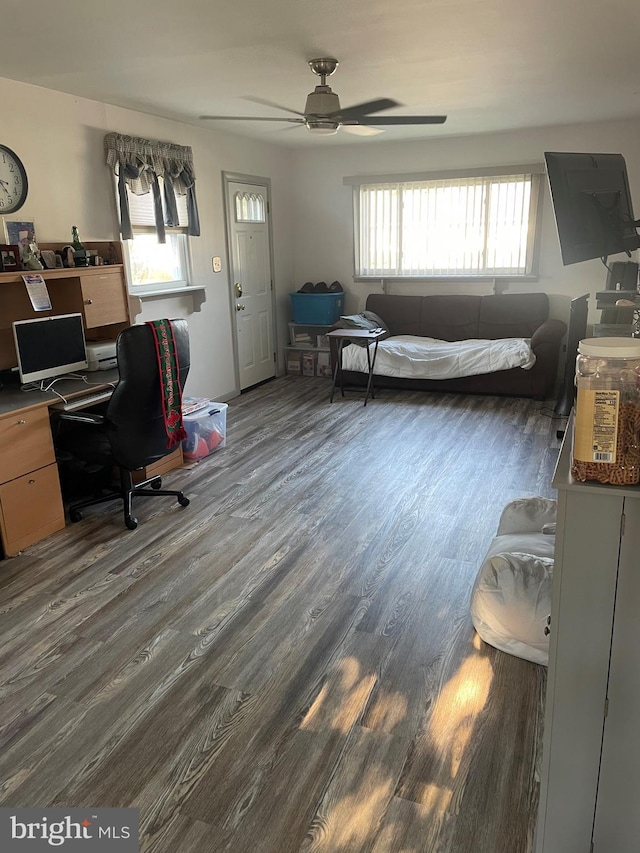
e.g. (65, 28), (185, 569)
(104, 132), (200, 242)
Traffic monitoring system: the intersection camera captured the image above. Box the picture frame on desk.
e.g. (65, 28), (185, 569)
(3, 217), (37, 249)
(0, 244), (22, 272)
(39, 249), (57, 270)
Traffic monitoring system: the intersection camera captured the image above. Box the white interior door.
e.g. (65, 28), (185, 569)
(227, 180), (275, 390)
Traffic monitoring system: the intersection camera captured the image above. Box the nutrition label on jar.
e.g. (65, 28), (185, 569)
(573, 389), (620, 463)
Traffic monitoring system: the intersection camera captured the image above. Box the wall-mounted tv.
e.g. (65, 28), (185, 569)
(544, 152), (640, 265)
(12, 313), (88, 384)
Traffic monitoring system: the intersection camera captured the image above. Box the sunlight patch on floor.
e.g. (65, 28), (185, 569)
(427, 654), (494, 781)
(300, 657), (378, 734)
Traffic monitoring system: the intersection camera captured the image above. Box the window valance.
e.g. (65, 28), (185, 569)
(104, 132), (200, 242)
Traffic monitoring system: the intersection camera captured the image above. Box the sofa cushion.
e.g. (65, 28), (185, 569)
(419, 295), (482, 341)
(478, 293), (549, 339)
(366, 292), (551, 341)
(366, 295), (425, 336)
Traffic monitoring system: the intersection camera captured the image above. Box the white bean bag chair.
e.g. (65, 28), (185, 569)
(470, 497), (556, 665)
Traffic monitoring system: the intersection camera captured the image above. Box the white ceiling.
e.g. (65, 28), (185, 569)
(5, 0), (640, 147)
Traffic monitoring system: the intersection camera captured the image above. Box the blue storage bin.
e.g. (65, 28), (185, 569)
(290, 292), (345, 324)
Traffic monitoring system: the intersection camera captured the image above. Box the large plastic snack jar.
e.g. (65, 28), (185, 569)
(572, 337), (640, 485)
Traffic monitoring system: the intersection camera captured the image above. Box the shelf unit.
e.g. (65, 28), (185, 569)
(594, 289), (638, 333)
(284, 323), (332, 377)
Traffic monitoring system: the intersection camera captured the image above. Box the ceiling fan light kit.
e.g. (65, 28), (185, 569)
(199, 58), (447, 136)
(306, 120), (339, 135)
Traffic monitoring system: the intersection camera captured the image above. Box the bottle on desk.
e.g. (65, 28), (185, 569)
(71, 226), (84, 251)
(71, 226), (88, 267)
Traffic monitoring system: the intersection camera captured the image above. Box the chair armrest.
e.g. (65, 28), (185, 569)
(56, 412), (106, 425)
(531, 319), (567, 350)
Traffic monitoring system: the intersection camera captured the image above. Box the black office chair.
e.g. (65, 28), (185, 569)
(55, 319), (191, 530)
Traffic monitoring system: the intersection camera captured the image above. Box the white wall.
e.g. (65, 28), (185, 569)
(290, 119), (640, 330)
(0, 76), (294, 400)
(4, 71), (640, 399)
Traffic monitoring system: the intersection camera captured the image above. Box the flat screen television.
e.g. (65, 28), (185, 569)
(544, 152), (640, 265)
(12, 313), (88, 384)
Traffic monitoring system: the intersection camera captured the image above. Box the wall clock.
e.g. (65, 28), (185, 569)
(0, 145), (28, 214)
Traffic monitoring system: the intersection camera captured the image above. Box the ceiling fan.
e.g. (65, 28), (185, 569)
(199, 58), (447, 136)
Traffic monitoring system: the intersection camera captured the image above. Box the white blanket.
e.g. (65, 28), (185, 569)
(340, 334), (536, 380)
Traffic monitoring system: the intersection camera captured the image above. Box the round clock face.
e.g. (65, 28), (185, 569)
(0, 145), (28, 215)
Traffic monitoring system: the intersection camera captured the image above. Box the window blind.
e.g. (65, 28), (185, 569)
(356, 173), (539, 278)
(128, 184), (188, 230)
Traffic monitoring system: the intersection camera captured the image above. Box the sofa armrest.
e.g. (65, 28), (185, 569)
(530, 319), (567, 351)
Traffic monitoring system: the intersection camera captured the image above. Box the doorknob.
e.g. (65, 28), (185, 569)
(234, 282), (243, 297)
(236, 303), (245, 311)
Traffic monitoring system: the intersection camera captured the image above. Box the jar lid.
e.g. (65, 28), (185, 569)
(578, 337), (640, 358)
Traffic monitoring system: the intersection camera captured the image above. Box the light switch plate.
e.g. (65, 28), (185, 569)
(212, 256), (222, 273)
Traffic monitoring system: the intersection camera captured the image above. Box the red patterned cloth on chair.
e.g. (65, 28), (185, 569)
(146, 319), (188, 447)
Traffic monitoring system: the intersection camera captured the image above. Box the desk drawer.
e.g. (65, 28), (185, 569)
(0, 408), (56, 484)
(132, 446), (183, 483)
(0, 463), (65, 556)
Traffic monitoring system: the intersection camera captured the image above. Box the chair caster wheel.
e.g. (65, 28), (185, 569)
(125, 516), (138, 530)
(151, 478), (162, 490)
(178, 494), (190, 507)
(69, 509), (83, 523)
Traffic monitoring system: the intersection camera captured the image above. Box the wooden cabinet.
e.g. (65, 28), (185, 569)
(0, 407), (57, 482)
(0, 464), (65, 556)
(536, 433), (640, 853)
(78, 272), (129, 328)
(0, 407), (64, 556)
(591, 499), (640, 850)
(53, 269), (130, 332)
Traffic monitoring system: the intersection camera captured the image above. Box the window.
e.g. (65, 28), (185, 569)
(122, 184), (190, 291)
(234, 191), (265, 222)
(352, 169), (542, 279)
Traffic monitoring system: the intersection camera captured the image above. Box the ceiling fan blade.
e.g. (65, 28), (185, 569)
(353, 115), (447, 125)
(330, 98), (399, 121)
(199, 115), (305, 123)
(242, 96), (305, 117)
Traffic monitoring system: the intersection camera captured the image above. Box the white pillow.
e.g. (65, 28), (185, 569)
(470, 551), (553, 666)
(496, 496), (557, 536)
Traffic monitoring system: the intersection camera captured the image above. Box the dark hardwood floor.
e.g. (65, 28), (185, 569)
(0, 377), (564, 852)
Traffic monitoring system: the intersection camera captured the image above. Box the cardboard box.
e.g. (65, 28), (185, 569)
(286, 352), (302, 374)
(316, 350), (331, 377)
(302, 352), (317, 376)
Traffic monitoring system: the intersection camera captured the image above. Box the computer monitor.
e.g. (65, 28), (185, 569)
(544, 152), (640, 265)
(12, 313), (88, 384)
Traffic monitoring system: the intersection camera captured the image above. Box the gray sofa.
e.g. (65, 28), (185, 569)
(339, 292), (566, 399)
